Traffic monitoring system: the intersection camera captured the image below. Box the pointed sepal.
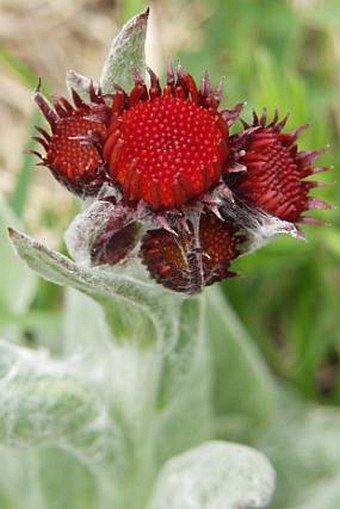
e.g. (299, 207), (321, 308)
(66, 69), (94, 103)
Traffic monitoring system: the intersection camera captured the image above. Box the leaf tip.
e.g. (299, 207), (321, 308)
(141, 6), (150, 18)
(7, 226), (15, 237)
(7, 226), (20, 243)
(124, 6), (150, 33)
(127, 6), (150, 35)
(7, 227), (25, 253)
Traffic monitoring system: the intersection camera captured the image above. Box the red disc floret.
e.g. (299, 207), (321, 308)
(104, 74), (229, 210)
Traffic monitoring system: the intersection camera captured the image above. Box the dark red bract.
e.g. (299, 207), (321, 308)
(141, 212), (241, 294)
(91, 221), (140, 266)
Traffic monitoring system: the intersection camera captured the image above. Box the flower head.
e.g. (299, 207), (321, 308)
(104, 67), (229, 210)
(32, 12), (330, 295)
(33, 81), (110, 196)
(226, 109), (330, 225)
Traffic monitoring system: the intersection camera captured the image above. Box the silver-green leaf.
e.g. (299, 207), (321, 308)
(148, 441), (276, 509)
(99, 8), (150, 93)
(0, 340), (119, 470)
(8, 227), (181, 346)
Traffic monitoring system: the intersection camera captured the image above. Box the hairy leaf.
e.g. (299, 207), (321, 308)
(148, 441), (275, 509)
(0, 340), (120, 470)
(100, 8), (149, 93)
(9, 227), (181, 346)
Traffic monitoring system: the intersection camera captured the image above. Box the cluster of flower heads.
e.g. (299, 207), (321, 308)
(33, 62), (329, 295)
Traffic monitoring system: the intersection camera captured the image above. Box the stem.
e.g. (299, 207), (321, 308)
(109, 344), (163, 509)
(107, 296), (210, 509)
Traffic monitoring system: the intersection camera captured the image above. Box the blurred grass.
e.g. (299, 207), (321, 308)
(0, 45), (50, 217)
(1, 0), (340, 403)
(0, 47), (38, 89)
(9, 109), (43, 218)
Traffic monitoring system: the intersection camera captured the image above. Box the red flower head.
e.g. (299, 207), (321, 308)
(226, 110), (330, 225)
(33, 81), (111, 196)
(103, 65), (236, 210)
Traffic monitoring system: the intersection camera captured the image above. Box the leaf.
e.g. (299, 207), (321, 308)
(99, 8), (150, 93)
(0, 48), (37, 89)
(0, 340), (120, 469)
(37, 449), (101, 509)
(153, 298), (213, 467)
(257, 391), (340, 509)
(147, 441), (275, 509)
(0, 447), (103, 509)
(64, 199), (117, 266)
(62, 288), (111, 354)
(290, 474), (340, 509)
(8, 228), (181, 345)
(0, 198), (36, 316)
(205, 286), (276, 437)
